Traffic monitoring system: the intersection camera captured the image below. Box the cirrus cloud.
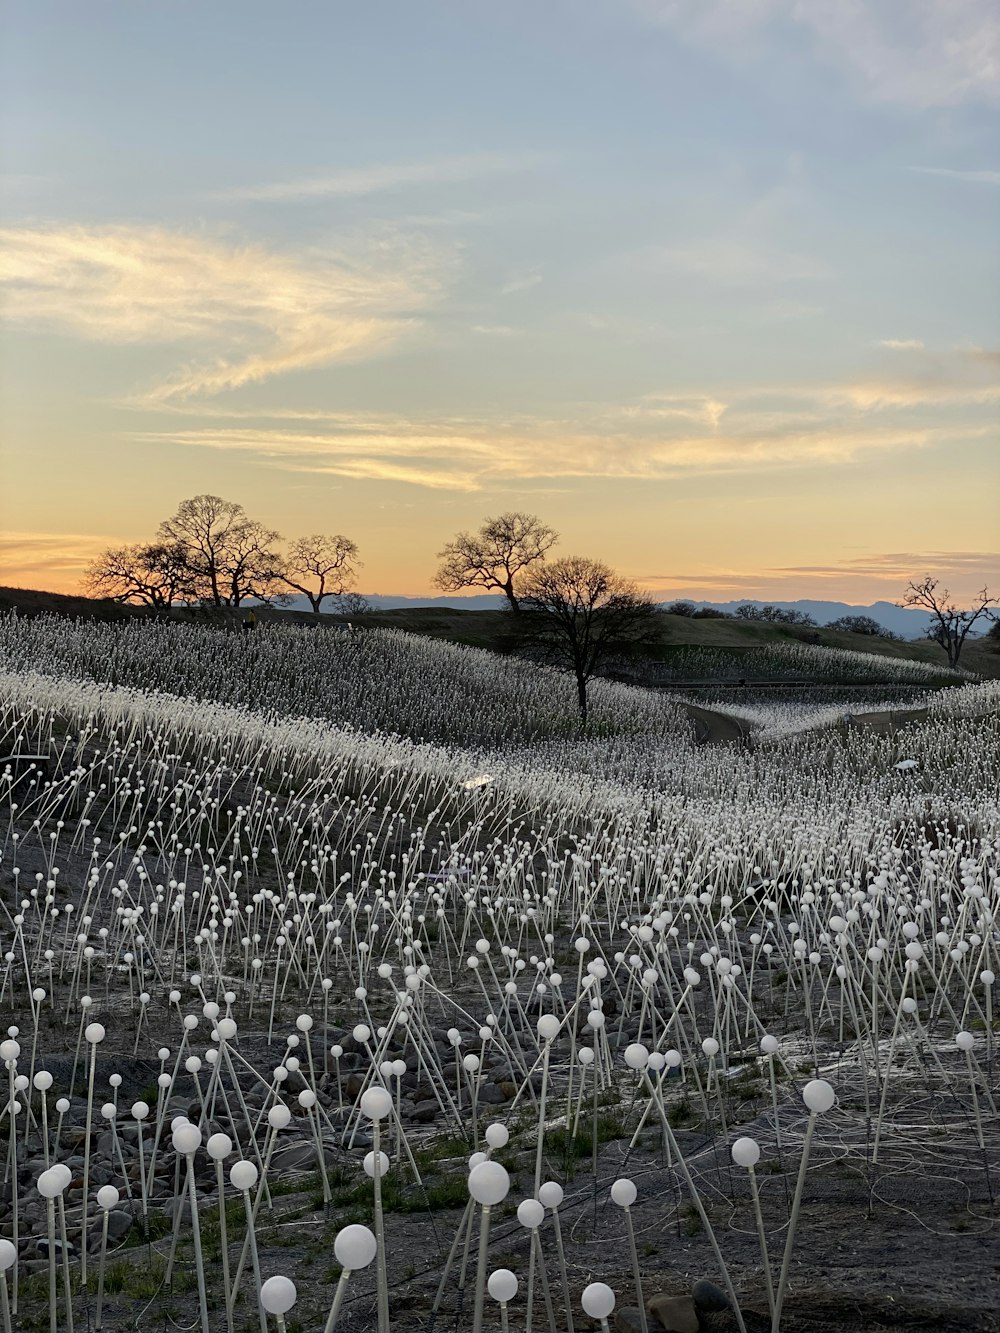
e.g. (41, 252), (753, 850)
(0, 222), (447, 400)
(633, 0), (1000, 109)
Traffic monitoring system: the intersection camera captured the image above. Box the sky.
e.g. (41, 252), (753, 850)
(1, 0), (998, 603)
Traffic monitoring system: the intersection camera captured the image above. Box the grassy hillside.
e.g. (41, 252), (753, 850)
(3, 584), (997, 679)
(336, 605), (1000, 679)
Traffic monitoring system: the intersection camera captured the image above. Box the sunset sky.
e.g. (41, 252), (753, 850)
(1, 0), (997, 602)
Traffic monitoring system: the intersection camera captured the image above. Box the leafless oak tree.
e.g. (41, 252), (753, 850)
(900, 576), (997, 669)
(519, 556), (657, 728)
(84, 542), (195, 609)
(279, 534), (362, 613)
(157, 495), (284, 607)
(434, 511), (557, 611)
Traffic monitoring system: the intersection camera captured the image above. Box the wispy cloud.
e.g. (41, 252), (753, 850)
(634, 0), (1000, 109)
(134, 415), (986, 493)
(910, 166), (1000, 185)
(0, 531), (116, 589)
(642, 550), (1000, 601)
(220, 151), (547, 202)
(125, 339), (998, 491)
(641, 237), (830, 286)
(500, 269), (544, 296)
(0, 223), (446, 399)
(878, 339), (925, 351)
(630, 393), (728, 428)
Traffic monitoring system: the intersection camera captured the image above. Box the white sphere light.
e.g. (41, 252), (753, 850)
(0, 1238), (14, 1271)
(207, 1133), (233, 1160)
(49, 1163), (71, 1192)
(468, 1161), (511, 1206)
(97, 1185), (120, 1210)
(538, 1181), (564, 1209)
(360, 1087), (392, 1121)
(517, 1198), (544, 1229)
(173, 1123), (201, 1155)
(803, 1079), (836, 1114)
(364, 1150), (390, 1179)
(230, 1160), (258, 1192)
(488, 1269), (518, 1303)
(37, 1167), (64, 1199)
(484, 1122), (509, 1150)
(537, 1013), (560, 1042)
(732, 1136), (761, 1168)
(334, 1224), (377, 1270)
(610, 1178), (637, 1208)
(582, 1282), (616, 1319)
(624, 1043), (649, 1070)
(268, 1104), (291, 1130)
(260, 1275), (296, 1316)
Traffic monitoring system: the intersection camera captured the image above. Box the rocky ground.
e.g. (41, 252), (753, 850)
(3, 756), (998, 1333)
(4, 998), (999, 1333)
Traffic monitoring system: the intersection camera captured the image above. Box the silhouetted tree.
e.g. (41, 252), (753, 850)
(434, 512), (557, 611)
(734, 603), (816, 626)
(157, 495), (284, 607)
(826, 614), (897, 638)
(900, 577), (997, 669)
(279, 534), (361, 613)
(84, 542), (195, 609)
(336, 591), (373, 615)
(519, 557), (657, 728)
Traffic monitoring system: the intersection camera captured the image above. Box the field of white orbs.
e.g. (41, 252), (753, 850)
(0, 615), (997, 1333)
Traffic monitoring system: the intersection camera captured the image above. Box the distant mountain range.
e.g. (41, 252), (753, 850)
(281, 592), (950, 639)
(668, 598), (939, 638)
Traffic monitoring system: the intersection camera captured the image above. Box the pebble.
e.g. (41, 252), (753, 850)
(692, 1278), (730, 1312)
(106, 1210), (133, 1242)
(614, 1309), (648, 1332)
(647, 1293), (699, 1333)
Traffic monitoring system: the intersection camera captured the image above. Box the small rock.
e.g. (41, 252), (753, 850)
(270, 1140), (319, 1172)
(106, 1210), (133, 1243)
(274, 1140), (340, 1171)
(35, 1238), (77, 1261)
(647, 1294), (699, 1333)
(691, 1279), (729, 1313)
(477, 1083), (508, 1105)
(614, 1309), (648, 1332)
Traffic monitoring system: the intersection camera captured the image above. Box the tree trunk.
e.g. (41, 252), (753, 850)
(308, 594), (322, 614)
(503, 578), (520, 613)
(576, 672), (588, 731)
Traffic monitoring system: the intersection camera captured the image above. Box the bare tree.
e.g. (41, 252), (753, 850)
(157, 495), (283, 607)
(519, 556), (657, 728)
(735, 603), (816, 625)
(220, 517), (287, 607)
(826, 614), (898, 639)
(84, 542), (194, 609)
(336, 590), (373, 615)
(434, 511), (557, 611)
(900, 576), (997, 669)
(279, 534), (361, 613)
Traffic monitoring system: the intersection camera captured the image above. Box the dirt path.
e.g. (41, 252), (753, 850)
(681, 702), (753, 746)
